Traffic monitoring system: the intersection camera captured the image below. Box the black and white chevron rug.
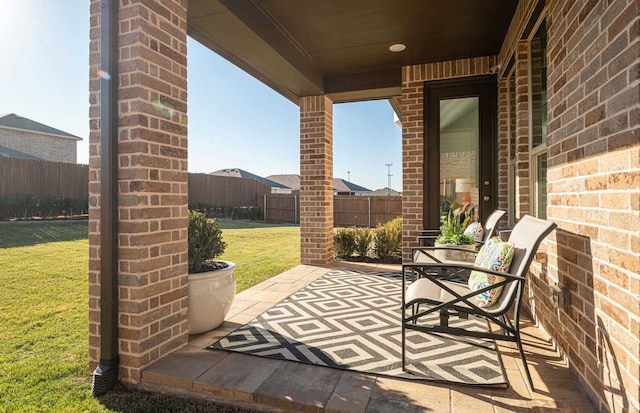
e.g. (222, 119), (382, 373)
(208, 269), (506, 385)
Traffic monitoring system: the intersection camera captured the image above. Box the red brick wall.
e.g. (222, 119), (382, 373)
(88, 0), (189, 383)
(299, 96), (334, 264)
(497, 0), (640, 411)
(401, 57), (498, 260)
(544, 1), (639, 410)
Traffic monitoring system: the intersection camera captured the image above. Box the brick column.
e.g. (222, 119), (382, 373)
(400, 67), (425, 262)
(88, 0), (189, 383)
(299, 96), (333, 265)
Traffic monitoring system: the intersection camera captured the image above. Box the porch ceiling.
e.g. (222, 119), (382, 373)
(187, 0), (517, 103)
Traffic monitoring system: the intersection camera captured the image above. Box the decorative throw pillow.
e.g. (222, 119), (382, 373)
(463, 222), (484, 242)
(468, 237), (515, 307)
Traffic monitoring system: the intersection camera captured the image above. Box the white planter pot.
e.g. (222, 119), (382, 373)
(187, 261), (236, 335)
(433, 242), (477, 263)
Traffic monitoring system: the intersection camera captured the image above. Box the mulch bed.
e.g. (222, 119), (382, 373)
(98, 382), (268, 413)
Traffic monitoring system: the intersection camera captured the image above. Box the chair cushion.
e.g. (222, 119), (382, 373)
(463, 222), (484, 242)
(468, 237), (515, 307)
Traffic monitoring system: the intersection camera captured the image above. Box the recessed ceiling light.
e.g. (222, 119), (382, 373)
(389, 43), (406, 52)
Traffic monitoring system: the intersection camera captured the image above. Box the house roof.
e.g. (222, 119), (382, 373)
(373, 187), (402, 196)
(267, 174), (372, 193)
(266, 174), (300, 190)
(0, 144), (43, 160)
(210, 168), (291, 189)
(187, 1), (517, 103)
(333, 178), (371, 193)
(0, 113), (82, 140)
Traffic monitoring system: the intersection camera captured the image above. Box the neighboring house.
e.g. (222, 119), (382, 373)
(372, 187), (401, 196)
(0, 144), (42, 160)
(268, 174), (373, 196)
(266, 174), (376, 196)
(333, 178), (372, 196)
(265, 174), (300, 191)
(210, 168), (293, 194)
(0, 113), (82, 163)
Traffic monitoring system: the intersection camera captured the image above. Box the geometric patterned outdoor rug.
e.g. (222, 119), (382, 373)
(208, 269), (507, 386)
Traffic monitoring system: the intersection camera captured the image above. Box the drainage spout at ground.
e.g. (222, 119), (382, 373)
(92, 0), (119, 398)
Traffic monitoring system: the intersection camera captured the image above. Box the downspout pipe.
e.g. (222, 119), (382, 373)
(92, 0), (119, 397)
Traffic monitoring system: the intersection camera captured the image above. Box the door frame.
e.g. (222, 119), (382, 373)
(423, 75), (497, 230)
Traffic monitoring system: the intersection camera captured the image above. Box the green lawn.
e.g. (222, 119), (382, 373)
(216, 219), (300, 292)
(0, 219), (299, 412)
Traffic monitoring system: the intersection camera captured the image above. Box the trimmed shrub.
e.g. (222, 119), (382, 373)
(188, 210), (227, 273)
(334, 218), (402, 262)
(0, 194), (87, 220)
(0, 196), (12, 219)
(38, 195), (61, 219)
(188, 203), (263, 220)
(61, 197), (88, 217)
(374, 217), (402, 259)
(14, 194), (38, 219)
(353, 227), (373, 257)
(333, 228), (356, 259)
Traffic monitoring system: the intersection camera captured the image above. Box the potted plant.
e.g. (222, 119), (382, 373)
(434, 206), (476, 262)
(187, 210), (236, 334)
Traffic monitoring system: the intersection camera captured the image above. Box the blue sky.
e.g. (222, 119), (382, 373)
(0, 1), (402, 191)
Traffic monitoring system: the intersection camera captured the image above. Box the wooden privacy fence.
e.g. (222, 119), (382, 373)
(0, 159), (401, 224)
(189, 173), (271, 207)
(259, 193), (299, 223)
(0, 159), (270, 208)
(259, 194), (402, 227)
(0, 158), (88, 199)
(334, 195), (402, 227)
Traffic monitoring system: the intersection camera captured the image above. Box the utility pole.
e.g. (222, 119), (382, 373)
(385, 163), (393, 190)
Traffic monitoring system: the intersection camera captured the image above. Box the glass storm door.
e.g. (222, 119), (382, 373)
(424, 77), (497, 230)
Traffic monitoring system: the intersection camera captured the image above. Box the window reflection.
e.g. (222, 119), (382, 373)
(439, 97), (479, 221)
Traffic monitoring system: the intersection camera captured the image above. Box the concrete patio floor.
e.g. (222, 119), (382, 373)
(141, 262), (598, 412)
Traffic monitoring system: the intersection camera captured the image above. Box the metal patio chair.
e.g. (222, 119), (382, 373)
(401, 215), (557, 389)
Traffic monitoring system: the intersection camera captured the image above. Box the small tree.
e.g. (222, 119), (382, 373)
(188, 210), (227, 273)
